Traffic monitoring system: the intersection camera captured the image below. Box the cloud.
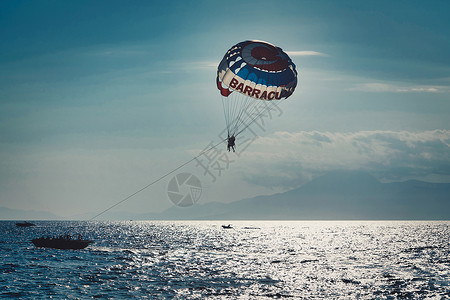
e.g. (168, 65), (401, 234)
(175, 60), (217, 71)
(238, 130), (450, 188)
(286, 51), (329, 57)
(81, 45), (152, 58)
(349, 83), (446, 93)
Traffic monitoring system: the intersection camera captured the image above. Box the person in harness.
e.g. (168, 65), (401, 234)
(227, 135), (236, 152)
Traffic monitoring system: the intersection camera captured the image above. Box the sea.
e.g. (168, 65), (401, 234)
(1, 220), (449, 299)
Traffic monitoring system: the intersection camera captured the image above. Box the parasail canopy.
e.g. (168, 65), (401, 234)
(217, 40), (298, 138)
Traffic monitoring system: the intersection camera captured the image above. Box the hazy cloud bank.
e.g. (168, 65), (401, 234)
(349, 83), (448, 93)
(240, 130), (450, 188)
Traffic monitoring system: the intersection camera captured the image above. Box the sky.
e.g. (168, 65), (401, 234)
(1, 0), (449, 218)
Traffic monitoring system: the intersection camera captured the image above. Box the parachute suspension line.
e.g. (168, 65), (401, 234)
(231, 90), (246, 135)
(229, 93), (249, 136)
(236, 70), (266, 135)
(229, 97), (236, 135)
(227, 69), (263, 137)
(221, 68), (260, 137)
(221, 97), (231, 136)
(235, 98), (288, 138)
(88, 138), (227, 221)
(227, 96), (237, 136)
(222, 78), (243, 137)
(234, 96), (259, 135)
(234, 91), (268, 130)
(233, 94), (254, 136)
(227, 93), (237, 135)
(239, 72), (285, 134)
(235, 100), (276, 137)
(221, 71), (241, 137)
(230, 69), (277, 137)
(227, 90), (240, 135)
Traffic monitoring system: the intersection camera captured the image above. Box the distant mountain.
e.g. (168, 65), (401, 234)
(150, 171), (450, 220)
(0, 206), (60, 220)
(4, 171), (448, 221)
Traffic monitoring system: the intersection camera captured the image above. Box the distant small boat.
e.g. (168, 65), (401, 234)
(222, 224), (233, 229)
(16, 221), (36, 227)
(32, 235), (93, 250)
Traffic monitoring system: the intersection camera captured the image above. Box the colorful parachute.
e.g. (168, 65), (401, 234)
(217, 40), (297, 137)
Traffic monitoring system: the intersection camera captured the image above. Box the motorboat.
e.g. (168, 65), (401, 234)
(32, 235), (93, 250)
(16, 221), (36, 227)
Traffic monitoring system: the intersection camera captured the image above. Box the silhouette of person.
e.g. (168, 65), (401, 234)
(227, 135), (236, 152)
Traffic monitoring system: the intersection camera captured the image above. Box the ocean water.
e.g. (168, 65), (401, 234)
(1, 220), (449, 299)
